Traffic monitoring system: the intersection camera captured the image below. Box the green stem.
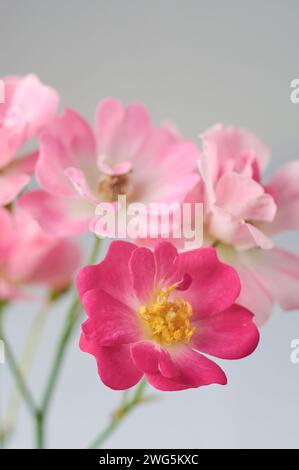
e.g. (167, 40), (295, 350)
(2, 301), (51, 443)
(88, 378), (148, 449)
(35, 410), (44, 449)
(40, 296), (81, 415)
(0, 305), (37, 419)
(37, 236), (102, 448)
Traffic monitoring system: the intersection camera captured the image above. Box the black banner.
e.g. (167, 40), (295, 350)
(0, 449), (298, 466)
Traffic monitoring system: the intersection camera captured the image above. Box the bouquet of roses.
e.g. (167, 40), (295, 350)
(1, 74), (298, 448)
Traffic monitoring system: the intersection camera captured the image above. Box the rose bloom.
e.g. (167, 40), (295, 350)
(0, 207), (80, 300)
(19, 99), (200, 237)
(77, 241), (259, 391)
(188, 124), (299, 324)
(0, 74), (58, 205)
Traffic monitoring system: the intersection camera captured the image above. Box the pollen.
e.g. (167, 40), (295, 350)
(140, 284), (196, 346)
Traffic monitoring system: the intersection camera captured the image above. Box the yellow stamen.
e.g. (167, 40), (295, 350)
(140, 284), (195, 346)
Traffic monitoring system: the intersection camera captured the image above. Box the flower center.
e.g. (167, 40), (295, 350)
(139, 284), (195, 346)
(97, 174), (130, 202)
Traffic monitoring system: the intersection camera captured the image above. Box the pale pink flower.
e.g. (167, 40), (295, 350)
(77, 241), (259, 391)
(0, 74), (59, 206)
(19, 99), (200, 237)
(0, 207), (81, 300)
(191, 124), (299, 324)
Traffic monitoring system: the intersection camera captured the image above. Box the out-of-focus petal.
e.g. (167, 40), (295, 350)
(18, 189), (93, 237)
(264, 160), (299, 233)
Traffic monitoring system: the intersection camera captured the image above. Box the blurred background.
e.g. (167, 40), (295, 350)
(0, 0), (299, 448)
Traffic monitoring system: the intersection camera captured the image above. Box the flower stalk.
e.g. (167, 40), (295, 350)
(88, 378), (149, 449)
(0, 303), (38, 421)
(36, 236), (102, 448)
(2, 300), (52, 444)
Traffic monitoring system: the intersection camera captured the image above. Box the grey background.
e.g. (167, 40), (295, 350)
(1, 0), (299, 448)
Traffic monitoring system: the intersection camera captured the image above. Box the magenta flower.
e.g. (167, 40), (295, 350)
(192, 124), (299, 323)
(0, 74), (59, 206)
(77, 241), (259, 391)
(0, 207), (81, 300)
(19, 99), (200, 237)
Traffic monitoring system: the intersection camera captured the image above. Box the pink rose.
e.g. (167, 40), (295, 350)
(191, 124), (299, 324)
(0, 207), (80, 300)
(19, 99), (200, 237)
(77, 241), (259, 391)
(0, 74), (59, 205)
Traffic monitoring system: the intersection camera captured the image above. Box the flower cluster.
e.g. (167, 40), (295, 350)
(1, 73), (299, 392)
(0, 75), (79, 298)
